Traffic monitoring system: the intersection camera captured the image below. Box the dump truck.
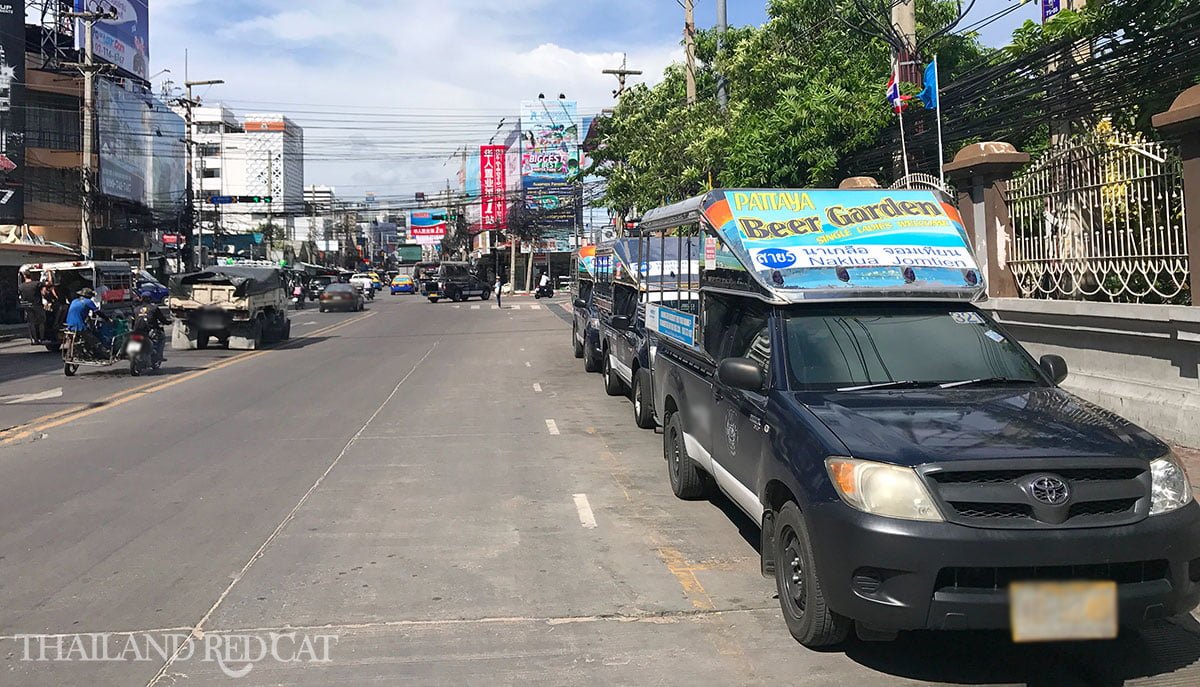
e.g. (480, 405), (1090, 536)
(168, 266), (290, 350)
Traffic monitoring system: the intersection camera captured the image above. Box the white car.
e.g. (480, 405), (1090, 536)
(349, 274), (375, 294)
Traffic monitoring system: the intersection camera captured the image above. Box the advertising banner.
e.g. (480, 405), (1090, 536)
(700, 189), (980, 293)
(0, 0), (25, 222)
(410, 209), (448, 246)
(75, 0), (150, 81)
(480, 144), (507, 232)
(520, 99), (580, 230)
(96, 78), (185, 211)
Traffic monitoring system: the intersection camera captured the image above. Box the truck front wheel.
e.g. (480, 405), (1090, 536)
(664, 411), (708, 500)
(634, 368), (655, 429)
(773, 502), (851, 647)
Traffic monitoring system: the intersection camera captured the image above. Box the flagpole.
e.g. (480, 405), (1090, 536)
(933, 56), (945, 185)
(895, 60), (911, 180)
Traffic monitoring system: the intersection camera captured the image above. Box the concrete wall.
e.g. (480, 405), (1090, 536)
(986, 298), (1200, 448)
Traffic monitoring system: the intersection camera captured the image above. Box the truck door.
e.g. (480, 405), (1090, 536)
(711, 302), (771, 518)
(611, 284), (639, 385)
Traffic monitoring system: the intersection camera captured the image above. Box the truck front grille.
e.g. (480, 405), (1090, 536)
(935, 560), (1169, 592)
(921, 459), (1149, 529)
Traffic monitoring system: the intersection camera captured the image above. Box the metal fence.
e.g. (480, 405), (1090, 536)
(1007, 129), (1189, 304)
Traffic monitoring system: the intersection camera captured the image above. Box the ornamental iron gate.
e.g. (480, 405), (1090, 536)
(1007, 130), (1189, 303)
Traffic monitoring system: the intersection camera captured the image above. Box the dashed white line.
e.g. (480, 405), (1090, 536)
(512, 304), (522, 310)
(573, 493), (597, 529)
(471, 305), (480, 310)
(492, 305), (500, 310)
(529, 304), (542, 310)
(532, 383), (542, 393)
(545, 419), (559, 435)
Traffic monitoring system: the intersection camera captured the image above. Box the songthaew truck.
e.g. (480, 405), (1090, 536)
(570, 245), (601, 371)
(593, 236), (701, 429)
(641, 188), (1200, 648)
(169, 266), (291, 350)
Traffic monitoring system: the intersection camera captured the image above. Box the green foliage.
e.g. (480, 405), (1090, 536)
(590, 0), (988, 215)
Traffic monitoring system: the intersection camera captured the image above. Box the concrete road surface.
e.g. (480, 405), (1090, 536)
(2, 295), (1199, 686)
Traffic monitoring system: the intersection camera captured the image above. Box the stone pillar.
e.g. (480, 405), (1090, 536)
(944, 142), (1029, 299)
(838, 176), (881, 189)
(1153, 85), (1200, 305)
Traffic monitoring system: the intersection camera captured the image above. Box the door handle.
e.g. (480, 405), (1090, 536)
(713, 387), (724, 402)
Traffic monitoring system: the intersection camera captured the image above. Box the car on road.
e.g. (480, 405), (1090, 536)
(421, 262), (490, 303)
(350, 273), (377, 296)
(136, 275), (169, 303)
(305, 275), (339, 300)
(389, 275), (415, 294)
(319, 283), (365, 312)
(644, 188), (1200, 649)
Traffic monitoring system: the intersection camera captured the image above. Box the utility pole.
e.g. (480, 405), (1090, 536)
(684, 0), (697, 105)
(716, 0), (728, 110)
(891, 0), (918, 84)
(178, 74), (224, 269)
(64, 7), (116, 259)
(267, 153), (274, 259)
(602, 54), (642, 99)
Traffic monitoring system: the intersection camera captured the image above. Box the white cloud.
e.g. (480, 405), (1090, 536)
(150, 1), (679, 200)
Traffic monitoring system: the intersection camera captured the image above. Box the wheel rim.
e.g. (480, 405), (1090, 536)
(781, 527), (807, 615)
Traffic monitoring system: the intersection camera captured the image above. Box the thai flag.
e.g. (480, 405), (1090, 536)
(886, 72), (911, 113)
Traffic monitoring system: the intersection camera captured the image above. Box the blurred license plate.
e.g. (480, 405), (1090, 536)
(127, 341), (142, 353)
(1010, 580), (1117, 642)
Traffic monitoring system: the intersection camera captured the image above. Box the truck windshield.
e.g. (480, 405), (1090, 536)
(782, 304), (1045, 391)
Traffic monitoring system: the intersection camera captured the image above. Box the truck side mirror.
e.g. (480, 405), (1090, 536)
(1039, 354), (1068, 384)
(611, 315), (631, 331)
(717, 357), (765, 392)
(573, 297), (587, 309)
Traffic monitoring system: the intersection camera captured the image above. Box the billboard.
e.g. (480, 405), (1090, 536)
(410, 209), (448, 246)
(76, 0), (150, 81)
(96, 78), (186, 211)
(480, 144), (507, 232)
(520, 99), (580, 230)
(0, 1), (25, 222)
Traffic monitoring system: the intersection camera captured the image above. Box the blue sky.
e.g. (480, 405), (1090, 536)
(147, 0), (1043, 198)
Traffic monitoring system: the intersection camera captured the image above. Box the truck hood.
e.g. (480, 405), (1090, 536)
(795, 387), (1166, 466)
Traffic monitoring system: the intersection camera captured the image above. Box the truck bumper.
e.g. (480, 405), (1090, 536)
(804, 500), (1200, 631)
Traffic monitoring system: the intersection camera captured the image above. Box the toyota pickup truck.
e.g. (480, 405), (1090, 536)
(643, 188), (1200, 648)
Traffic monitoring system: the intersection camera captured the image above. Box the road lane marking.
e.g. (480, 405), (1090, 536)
(512, 304), (521, 310)
(1, 387), (63, 404)
(545, 419), (559, 435)
(492, 305), (500, 310)
(657, 547), (717, 611)
(529, 304), (542, 310)
(471, 305), (480, 310)
(0, 312), (376, 446)
(145, 339), (440, 687)
(532, 383), (542, 393)
(573, 493), (597, 529)
(300, 321), (318, 326)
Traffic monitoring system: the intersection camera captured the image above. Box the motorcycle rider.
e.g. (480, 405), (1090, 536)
(131, 291), (171, 365)
(65, 287), (110, 358)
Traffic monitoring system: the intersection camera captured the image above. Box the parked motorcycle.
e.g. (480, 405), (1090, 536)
(535, 283), (554, 299)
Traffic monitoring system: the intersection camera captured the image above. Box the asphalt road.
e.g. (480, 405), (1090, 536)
(2, 294), (1199, 686)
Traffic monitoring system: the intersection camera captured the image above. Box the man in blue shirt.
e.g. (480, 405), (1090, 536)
(66, 288), (109, 356)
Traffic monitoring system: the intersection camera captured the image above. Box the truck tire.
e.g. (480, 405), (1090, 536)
(664, 411), (708, 500)
(603, 350), (625, 396)
(251, 320), (263, 349)
(584, 338), (601, 373)
(773, 501), (851, 647)
(196, 331), (209, 350)
(634, 368), (655, 429)
(282, 321), (292, 340)
(572, 323), (584, 358)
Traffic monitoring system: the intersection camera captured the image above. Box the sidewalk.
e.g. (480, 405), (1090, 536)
(0, 322), (25, 343)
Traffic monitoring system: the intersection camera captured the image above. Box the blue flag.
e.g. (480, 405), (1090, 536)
(917, 57), (939, 110)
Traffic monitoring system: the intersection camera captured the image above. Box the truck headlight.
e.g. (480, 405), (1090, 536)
(1149, 451), (1192, 515)
(825, 457), (944, 522)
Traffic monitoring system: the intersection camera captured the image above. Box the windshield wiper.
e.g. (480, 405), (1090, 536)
(938, 377), (1039, 389)
(837, 380), (931, 392)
